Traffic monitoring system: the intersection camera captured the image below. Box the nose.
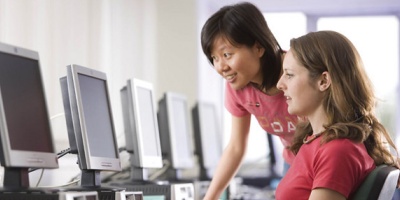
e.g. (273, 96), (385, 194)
(214, 59), (229, 74)
(276, 75), (285, 91)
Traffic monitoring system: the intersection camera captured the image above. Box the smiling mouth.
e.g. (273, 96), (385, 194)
(226, 73), (237, 81)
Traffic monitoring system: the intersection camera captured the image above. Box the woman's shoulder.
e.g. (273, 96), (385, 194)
(225, 82), (256, 98)
(319, 138), (368, 157)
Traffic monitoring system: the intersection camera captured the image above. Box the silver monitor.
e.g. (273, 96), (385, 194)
(120, 78), (162, 169)
(158, 92), (194, 169)
(60, 64), (121, 172)
(192, 101), (222, 179)
(0, 42), (58, 188)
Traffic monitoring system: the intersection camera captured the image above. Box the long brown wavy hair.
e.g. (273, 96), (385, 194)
(289, 31), (398, 167)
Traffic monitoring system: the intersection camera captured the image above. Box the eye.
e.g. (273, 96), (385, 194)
(285, 73), (294, 79)
(223, 53), (232, 58)
(211, 55), (218, 62)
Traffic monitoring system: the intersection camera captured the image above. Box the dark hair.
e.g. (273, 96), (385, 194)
(289, 31), (397, 167)
(200, 2), (283, 91)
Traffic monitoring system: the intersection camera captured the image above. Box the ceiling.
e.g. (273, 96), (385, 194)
(203, 0), (400, 16)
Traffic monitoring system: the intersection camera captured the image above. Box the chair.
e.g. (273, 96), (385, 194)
(351, 164), (399, 200)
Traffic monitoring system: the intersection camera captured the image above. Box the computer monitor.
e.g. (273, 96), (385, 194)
(236, 132), (285, 189)
(60, 64), (121, 188)
(191, 101), (222, 180)
(157, 92), (194, 180)
(0, 42), (58, 189)
(120, 78), (163, 181)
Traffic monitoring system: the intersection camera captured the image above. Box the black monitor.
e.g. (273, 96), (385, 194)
(238, 133), (284, 189)
(60, 64), (121, 189)
(157, 92), (194, 180)
(0, 42), (58, 190)
(266, 133), (284, 187)
(191, 101), (222, 180)
(267, 134), (279, 177)
(120, 78), (163, 182)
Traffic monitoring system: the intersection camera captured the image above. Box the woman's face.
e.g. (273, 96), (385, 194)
(276, 50), (324, 117)
(210, 36), (264, 90)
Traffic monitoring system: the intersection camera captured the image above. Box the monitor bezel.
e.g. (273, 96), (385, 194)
(0, 42), (58, 169)
(120, 85), (134, 153)
(126, 78), (162, 168)
(193, 101), (222, 169)
(66, 64), (121, 171)
(160, 92), (194, 169)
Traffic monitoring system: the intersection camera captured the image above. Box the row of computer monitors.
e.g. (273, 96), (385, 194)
(0, 42), (221, 188)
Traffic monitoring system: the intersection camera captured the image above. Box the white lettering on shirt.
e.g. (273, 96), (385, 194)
(271, 122), (283, 133)
(288, 121), (296, 132)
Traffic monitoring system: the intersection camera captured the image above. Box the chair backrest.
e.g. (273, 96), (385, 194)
(351, 164), (399, 200)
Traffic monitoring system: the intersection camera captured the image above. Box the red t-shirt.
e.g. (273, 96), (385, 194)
(225, 82), (298, 164)
(275, 136), (375, 199)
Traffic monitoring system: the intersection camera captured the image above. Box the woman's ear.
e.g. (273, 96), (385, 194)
(319, 71), (331, 91)
(254, 42), (265, 57)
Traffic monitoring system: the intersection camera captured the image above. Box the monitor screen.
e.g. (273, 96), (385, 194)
(61, 64), (121, 171)
(120, 78), (162, 168)
(192, 102), (221, 169)
(0, 42), (58, 169)
(78, 74), (117, 159)
(158, 92), (194, 169)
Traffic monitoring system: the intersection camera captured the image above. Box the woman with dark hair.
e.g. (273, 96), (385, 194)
(275, 30), (398, 199)
(200, 2), (298, 199)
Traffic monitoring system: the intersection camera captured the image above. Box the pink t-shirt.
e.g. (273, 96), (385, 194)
(225, 82), (298, 164)
(275, 136), (375, 200)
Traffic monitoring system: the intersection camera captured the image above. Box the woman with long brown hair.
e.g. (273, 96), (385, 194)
(275, 30), (398, 199)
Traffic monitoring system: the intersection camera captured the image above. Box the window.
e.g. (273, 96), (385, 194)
(318, 16), (399, 140)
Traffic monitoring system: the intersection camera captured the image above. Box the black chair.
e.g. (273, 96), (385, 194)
(351, 165), (399, 200)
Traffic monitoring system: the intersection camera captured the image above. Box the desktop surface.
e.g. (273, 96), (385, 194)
(106, 180), (194, 200)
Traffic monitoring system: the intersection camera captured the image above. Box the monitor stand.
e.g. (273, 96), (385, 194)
(63, 169), (124, 200)
(199, 167), (213, 181)
(3, 167), (29, 189)
(0, 167), (60, 200)
(1, 167), (58, 192)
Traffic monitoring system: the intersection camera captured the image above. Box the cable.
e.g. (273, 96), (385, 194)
(101, 146), (131, 182)
(101, 164), (131, 183)
(57, 147), (72, 158)
(149, 159), (171, 181)
(50, 112), (65, 120)
(37, 165), (81, 188)
(37, 179), (80, 188)
(68, 171), (82, 183)
(118, 146), (126, 153)
(29, 148), (72, 173)
(31, 113), (67, 186)
(35, 169), (45, 187)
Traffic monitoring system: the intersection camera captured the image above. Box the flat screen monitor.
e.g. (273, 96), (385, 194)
(120, 78), (162, 169)
(0, 42), (58, 188)
(191, 101), (221, 179)
(267, 133), (284, 178)
(60, 64), (121, 172)
(158, 92), (194, 169)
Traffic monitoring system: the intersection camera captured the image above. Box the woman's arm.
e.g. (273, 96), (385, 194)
(309, 188), (346, 200)
(203, 114), (251, 200)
